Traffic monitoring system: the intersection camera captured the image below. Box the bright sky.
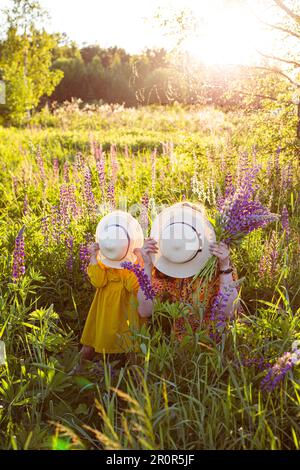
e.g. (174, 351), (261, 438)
(1, 0), (279, 65)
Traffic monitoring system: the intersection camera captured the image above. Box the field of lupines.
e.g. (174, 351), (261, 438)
(0, 101), (300, 450)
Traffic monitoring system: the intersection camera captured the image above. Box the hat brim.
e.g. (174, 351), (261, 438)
(96, 211), (144, 269)
(150, 206), (216, 278)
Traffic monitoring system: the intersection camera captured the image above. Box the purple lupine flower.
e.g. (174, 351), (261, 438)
(53, 157), (59, 179)
(286, 160), (293, 189)
(68, 184), (81, 219)
(66, 236), (74, 272)
(79, 244), (89, 274)
(281, 165), (290, 193)
(36, 146), (46, 185)
(73, 153), (85, 184)
(217, 166), (277, 245)
(83, 166), (97, 214)
(23, 194), (29, 216)
(107, 181), (115, 209)
(260, 352), (294, 392)
(51, 205), (64, 243)
(209, 286), (234, 338)
(12, 227), (25, 282)
(281, 205), (290, 240)
(121, 262), (156, 300)
(225, 172), (235, 198)
(239, 356), (271, 370)
(59, 184), (71, 227)
(63, 161), (70, 183)
(59, 183), (80, 225)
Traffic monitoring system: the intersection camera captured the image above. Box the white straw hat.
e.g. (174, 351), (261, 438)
(95, 210), (144, 269)
(150, 202), (216, 278)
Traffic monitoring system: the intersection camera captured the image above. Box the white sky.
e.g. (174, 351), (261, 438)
(1, 0), (280, 65)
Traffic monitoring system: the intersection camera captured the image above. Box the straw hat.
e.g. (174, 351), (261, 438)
(95, 211), (144, 269)
(150, 202), (216, 278)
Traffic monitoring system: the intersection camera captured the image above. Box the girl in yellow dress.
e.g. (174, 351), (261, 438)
(78, 211), (158, 366)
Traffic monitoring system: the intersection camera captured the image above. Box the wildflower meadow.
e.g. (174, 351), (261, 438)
(0, 101), (300, 450)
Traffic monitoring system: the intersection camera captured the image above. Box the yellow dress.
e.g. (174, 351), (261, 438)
(80, 262), (146, 354)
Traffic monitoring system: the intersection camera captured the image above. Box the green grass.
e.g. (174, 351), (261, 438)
(0, 102), (299, 450)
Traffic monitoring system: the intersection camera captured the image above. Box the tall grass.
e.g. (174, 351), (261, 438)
(0, 103), (299, 449)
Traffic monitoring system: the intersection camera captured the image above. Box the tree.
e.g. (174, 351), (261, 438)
(251, 0), (300, 138)
(155, 0), (300, 138)
(0, 0), (63, 125)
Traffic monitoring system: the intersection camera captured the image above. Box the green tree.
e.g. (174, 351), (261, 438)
(0, 0), (63, 125)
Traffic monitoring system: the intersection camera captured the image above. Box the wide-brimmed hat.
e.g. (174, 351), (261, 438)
(95, 211), (144, 269)
(150, 202), (216, 278)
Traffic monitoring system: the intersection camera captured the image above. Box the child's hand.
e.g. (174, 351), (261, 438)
(209, 241), (230, 269)
(134, 238), (158, 268)
(88, 242), (100, 257)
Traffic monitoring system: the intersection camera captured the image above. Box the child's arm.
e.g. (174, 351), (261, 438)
(87, 243), (107, 288)
(209, 241), (240, 318)
(89, 242), (99, 265)
(134, 238), (158, 318)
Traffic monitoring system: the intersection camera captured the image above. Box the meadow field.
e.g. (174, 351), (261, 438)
(0, 101), (300, 450)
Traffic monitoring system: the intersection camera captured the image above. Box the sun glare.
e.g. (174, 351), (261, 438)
(183, 2), (271, 66)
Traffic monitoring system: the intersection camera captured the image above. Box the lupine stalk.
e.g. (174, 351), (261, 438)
(260, 351), (294, 392)
(209, 286), (234, 339)
(107, 181), (115, 209)
(63, 161), (70, 183)
(79, 234), (94, 275)
(51, 205), (64, 243)
(121, 262), (156, 300)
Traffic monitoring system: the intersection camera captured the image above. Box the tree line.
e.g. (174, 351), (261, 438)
(0, 0), (296, 130)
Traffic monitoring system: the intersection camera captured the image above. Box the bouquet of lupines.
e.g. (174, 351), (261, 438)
(194, 165), (279, 282)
